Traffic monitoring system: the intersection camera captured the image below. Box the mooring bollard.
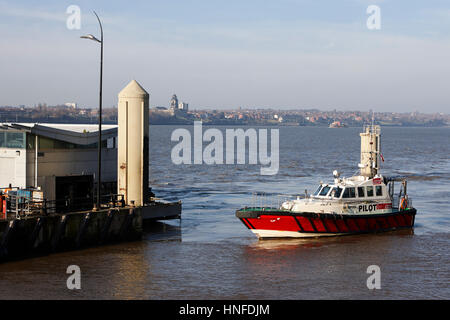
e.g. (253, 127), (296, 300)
(75, 212), (91, 248)
(51, 215), (67, 252)
(0, 220), (16, 258)
(119, 208), (135, 239)
(28, 217), (45, 250)
(100, 209), (116, 244)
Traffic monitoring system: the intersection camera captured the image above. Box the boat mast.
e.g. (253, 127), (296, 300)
(359, 112), (381, 178)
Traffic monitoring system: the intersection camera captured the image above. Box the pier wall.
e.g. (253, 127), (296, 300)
(0, 207), (142, 262)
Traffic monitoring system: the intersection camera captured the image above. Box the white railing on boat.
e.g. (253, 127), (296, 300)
(247, 193), (413, 211)
(248, 192), (307, 210)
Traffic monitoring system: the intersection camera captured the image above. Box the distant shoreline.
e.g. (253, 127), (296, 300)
(2, 105), (448, 127)
(1, 119), (447, 128)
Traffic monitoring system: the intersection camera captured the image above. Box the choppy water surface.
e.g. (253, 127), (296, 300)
(0, 126), (449, 299)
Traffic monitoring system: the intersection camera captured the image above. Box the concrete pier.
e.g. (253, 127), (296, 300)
(0, 80), (182, 262)
(0, 206), (144, 262)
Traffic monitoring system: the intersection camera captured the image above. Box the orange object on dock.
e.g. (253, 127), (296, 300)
(0, 196), (5, 220)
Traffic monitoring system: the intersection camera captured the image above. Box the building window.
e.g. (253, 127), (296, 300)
(36, 135), (105, 150)
(0, 131), (25, 149)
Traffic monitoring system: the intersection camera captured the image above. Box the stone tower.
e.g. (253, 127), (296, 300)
(117, 80), (149, 206)
(170, 94), (178, 110)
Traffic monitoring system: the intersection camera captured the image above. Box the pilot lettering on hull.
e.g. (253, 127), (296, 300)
(359, 204), (377, 212)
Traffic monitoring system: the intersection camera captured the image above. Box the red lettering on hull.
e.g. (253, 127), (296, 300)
(376, 203), (392, 210)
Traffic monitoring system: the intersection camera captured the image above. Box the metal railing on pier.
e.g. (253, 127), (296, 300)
(4, 193), (126, 220)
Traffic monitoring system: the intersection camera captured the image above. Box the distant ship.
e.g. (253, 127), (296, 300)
(236, 125), (416, 238)
(329, 121), (347, 128)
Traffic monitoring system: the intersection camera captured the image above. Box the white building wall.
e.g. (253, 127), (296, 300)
(0, 148), (26, 188)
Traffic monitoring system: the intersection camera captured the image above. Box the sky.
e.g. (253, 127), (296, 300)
(0, 0), (450, 113)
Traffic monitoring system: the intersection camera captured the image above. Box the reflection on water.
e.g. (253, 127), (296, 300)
(143, 221), (182, 242)
(249, 229), (416, 251)
(250, 238), (328, 251)
(0, 126), (449, 299)
(109, 222), (182, 299)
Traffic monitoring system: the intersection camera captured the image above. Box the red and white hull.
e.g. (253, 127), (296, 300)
(237, 125), (418, 239)
(237, 208), (416, 239)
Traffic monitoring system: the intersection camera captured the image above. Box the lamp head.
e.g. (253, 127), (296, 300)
(80, 34), (101, 43)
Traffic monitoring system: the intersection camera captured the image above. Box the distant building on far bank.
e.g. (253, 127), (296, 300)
(178, 102), (188, 112)
(65, 102), (77, 109)
(169, 94), (188, 114)
(169, 94), (178, 111)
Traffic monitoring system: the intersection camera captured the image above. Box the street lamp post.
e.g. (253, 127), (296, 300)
(81, 11), (103, 211)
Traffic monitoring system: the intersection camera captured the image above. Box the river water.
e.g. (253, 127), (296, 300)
(0, 126), (448, 299)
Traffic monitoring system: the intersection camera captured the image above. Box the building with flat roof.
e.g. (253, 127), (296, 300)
(178, 102), (189, 112)
(0, 123), (118, 204)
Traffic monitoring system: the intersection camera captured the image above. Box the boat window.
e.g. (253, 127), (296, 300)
(357, 187), (365, 198)
(350, 188), (356, 198)
(331, 187), (343, 198)
(319, 186), (331, 196)
(367, 186), (374, 197)
(342, 187), (356, 198)
(313, 186), (322, 196)
(342, 188), (349, 198)
(376, 186), (383, 196)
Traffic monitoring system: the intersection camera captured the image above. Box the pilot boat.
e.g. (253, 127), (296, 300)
(236, 125), (417, 238)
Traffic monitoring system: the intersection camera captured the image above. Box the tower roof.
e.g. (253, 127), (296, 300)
(118, 80), (149, 98)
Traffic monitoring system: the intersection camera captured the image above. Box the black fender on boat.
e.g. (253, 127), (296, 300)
(235, 207), (417, 220)
(235, 209), (261, 219)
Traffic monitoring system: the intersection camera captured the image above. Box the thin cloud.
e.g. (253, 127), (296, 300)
(0, 2), (123, 26)
(0, 2), (66, 22)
